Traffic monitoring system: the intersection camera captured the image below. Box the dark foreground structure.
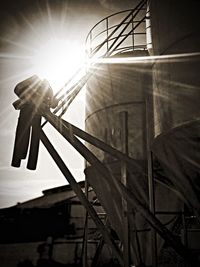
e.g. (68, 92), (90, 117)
(0, 182), (107, 267)
(4, 0), (200, 266)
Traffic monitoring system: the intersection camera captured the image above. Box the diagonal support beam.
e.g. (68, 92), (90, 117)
(43, 110), (194, 264)
(56, 120), (187, 205)
(40, 130), (123, 265)
(61, 119), (143, 173)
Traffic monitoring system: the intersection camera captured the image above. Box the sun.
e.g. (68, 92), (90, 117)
(31, 38), (85, 93)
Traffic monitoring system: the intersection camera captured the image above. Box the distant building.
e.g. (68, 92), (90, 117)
(0, 181), (112, 267)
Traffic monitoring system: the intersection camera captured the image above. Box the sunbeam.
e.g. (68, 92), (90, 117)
(91, 52), (200, 65)
(31, 38), (85, 93)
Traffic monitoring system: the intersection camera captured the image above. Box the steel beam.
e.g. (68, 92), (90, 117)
(120, 111), (130, 267)
(43, 110), (194, 264)
(61, 119), (143, 173)
(146, 98), (157, 267)
(40, 130), (123, 265)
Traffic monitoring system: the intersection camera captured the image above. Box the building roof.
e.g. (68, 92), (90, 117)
(15, 181), (88, 209)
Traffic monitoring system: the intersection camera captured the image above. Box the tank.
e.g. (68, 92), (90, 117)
(150, 0), (200, 136)
(84, 50), (154, 265)
(149, 1), (200, 262)
(84, 1), (200, 265)
(84, 50), (183, 266)
(85, 50), (151, 162)
(150, 0), (200, 215)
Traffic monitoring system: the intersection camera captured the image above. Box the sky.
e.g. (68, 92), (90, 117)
(0, 0), (137, 208)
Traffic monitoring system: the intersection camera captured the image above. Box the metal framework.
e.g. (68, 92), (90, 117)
(85, 0), (147, 58)
(12, 101), (194, 265)
(11, 0), (199, 266)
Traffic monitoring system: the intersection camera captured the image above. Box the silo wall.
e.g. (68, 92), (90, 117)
(149, 1), (200, 253)
(85, 51), (151, 162)
(85, 50), (153, 265)
(150, 0), (200, 136)
(83, 1), (200, 264)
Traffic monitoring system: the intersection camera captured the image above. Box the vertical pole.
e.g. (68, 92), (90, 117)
(182, 205), (188, 245)
(145, 100), (157, 267)
(120, 111), (130, 267)
(182, 205), (188, 267)
(131, 13), (134, 51)
(148, 151), (157, 267)
(11, 106), (32, 167)
(83, 180), (89, 267)
(27, 114), (41, 170)
(106, 18), (109, 52)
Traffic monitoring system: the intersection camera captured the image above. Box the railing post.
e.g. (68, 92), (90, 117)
(120, 111), (130, 267)
(131, 13), (134, 51)
(106, 17), (109, 52)
(82, 179), (89, 267)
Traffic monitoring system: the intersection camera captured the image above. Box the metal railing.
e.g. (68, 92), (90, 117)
(45, 0), (148, 120)
(85, 0), (147, 59)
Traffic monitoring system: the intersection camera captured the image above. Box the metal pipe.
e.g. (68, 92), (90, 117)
(120, 111), (130, 267)
(82, 180), (89, 267)
(27, 114), (41, 170)
(145, 96), (157, 266)
(11, 106), (32, 167)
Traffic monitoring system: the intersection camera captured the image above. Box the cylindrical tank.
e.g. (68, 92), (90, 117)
(84, 50), (182, 265)
(85, 50), (151, 162)
(85, 50), (153, 265)
(84, 1), (200, 265)
(149, 0), (200, 262)
(150, 0), (200, 209)
(150, 0), (200, 136)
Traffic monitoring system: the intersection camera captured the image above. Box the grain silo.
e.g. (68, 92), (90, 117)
(9, 0), (200, 266)
(85, 50), (152, 264)
(150, 0), (200, 224)
(84, 0), (200, 266)
(84, 2), (155, 266)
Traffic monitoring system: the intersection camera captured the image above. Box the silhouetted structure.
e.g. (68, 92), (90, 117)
(8, 0), (200, 266)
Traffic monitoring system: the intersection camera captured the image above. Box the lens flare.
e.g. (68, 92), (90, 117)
(31, 38), (85, 93)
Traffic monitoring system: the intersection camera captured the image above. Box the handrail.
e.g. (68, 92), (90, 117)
(86, 5), (146, 41)
(86, 0), (147, 58)
(51, 0), (148, 118)
(105, 4), (146, 57)
(89, 10), (135, 57)
(85, 0), (147, 59)
(106, 15), (147, 57)
(91, 20), (145, 44)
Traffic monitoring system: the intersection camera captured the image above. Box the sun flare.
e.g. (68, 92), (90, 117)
(31, 38), (85, 93)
